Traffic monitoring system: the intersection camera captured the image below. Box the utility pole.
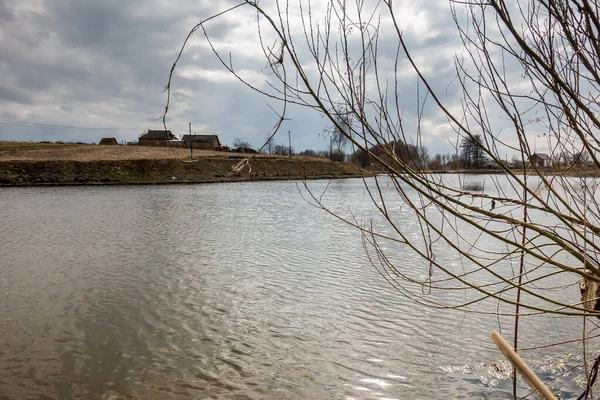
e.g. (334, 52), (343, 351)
(189, 122), (193, 159)
(288, 130), (292, 157)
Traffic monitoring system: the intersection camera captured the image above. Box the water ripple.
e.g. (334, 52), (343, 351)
(0, 181), (591, 399)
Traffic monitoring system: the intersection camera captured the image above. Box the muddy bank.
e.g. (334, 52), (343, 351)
(0, 157), (366, 186)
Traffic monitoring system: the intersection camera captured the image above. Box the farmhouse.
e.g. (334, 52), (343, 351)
(530, 153), (552, 168)
(99, 137), (118, 145)
(139, 130), (177, 147)
(182, 134), (221, 151)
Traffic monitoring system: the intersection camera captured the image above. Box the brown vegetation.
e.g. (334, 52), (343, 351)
(0, 142), (365, 186)
(0, 142), (233, 162)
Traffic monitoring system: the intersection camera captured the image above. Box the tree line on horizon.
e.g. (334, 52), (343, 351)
(236, 132), (502, 170)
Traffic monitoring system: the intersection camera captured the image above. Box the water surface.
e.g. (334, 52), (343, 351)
(0, 177), (590, 399)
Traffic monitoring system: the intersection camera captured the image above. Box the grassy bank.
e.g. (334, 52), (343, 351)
(0, 143), (366, 186)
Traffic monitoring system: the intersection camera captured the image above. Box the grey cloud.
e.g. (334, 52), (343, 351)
(0, 86), (30, 104)
(44, 1), (125, 47)
(0, 1), (13, 22)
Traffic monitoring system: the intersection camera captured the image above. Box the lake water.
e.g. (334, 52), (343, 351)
(0, 177), (592, 399)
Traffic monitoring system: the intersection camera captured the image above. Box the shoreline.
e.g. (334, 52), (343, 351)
(0, 157), (367, 187)
(430, 168), (600, 177)
(2, 142), (598, 186)
(3, 160), (597, 187)
(0, 174), (362, 187)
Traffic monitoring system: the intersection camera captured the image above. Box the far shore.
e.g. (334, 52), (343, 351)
(428, 167), (600, 177)
(0, 142), (367, 186)
(1, 142), (598, 186)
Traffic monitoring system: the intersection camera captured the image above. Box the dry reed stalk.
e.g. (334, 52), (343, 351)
(490, 331), (557, 400)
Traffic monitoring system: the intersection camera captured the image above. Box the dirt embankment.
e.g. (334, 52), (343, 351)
(0, 144), (366, 186)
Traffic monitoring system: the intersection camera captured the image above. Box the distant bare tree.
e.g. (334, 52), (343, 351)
(429, 154), (443, 170)
(326, 111), (351, 161)
(298, 149), (318, 157)
(273, 143), (293, 156)
(263, 132), (274, 154)
(233, 137), (252, 150)
(460, 135), (488, 169)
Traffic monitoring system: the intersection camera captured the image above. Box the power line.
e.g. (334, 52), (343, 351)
(0, 119), (145, 131)
(0, 118), (268, 143)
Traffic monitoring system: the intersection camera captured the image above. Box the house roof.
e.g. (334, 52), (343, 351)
(182, 134), (220, 144)
(139, 130), (176, 140)
(99, 137), (118, 145)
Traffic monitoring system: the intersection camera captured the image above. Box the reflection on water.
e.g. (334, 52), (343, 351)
(462, 182), (485, 192)
(0, 178), (590, 399)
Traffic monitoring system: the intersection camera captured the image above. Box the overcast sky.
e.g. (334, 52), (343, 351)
(0, 1), (540, 156)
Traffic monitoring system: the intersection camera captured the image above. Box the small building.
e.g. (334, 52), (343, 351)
(139, 130), (177, 146)
(235, 147), (257, 154)
(182, 134), (221, 150)
(99, 137), (118, 145)
(530, 153), (552, 168)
